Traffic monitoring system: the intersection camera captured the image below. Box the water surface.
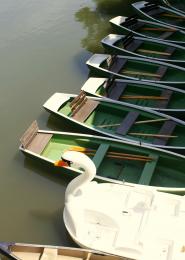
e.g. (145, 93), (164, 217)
(0, 0), (134, 246)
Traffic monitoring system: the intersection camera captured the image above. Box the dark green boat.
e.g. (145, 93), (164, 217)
(101, 33), (185, 66)
(109, 15), (185, 46)
(43, 92), (185, 154)
(20, 121), (185, 194)
(81, 77), (185, 119)
(160, 0), (185, 16)
(132, 1), (185, 30)
(86, 53), (185, 89)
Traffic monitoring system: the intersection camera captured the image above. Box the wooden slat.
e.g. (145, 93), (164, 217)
(20, 120), (38, 148)
(72, 99), (99, 123)
(116, 111), (140, 136)
(107, 82), (128, 100)
(70, 91), (86, 108)
(26, 133), (53, 154)
(153, 120), (177, 145)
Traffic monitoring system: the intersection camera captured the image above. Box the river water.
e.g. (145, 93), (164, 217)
(0, 0), (134, 247)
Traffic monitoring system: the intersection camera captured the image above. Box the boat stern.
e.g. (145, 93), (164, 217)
(101, 34), (123, 46)
(110, 16), (127, 26)
(81, 77), (107, 96)
(86, 54), (109, 68)
(43, 93), (71, 112)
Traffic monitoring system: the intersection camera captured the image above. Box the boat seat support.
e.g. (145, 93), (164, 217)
(153, 120), (177, 145)
(107, 82), (128, 100)
(92, 143), (110, 169)
(116, 111), (140, 136)
(156, 89), (173, 108)
(107, 56), (127, 73)
(139, 154), (159, 185)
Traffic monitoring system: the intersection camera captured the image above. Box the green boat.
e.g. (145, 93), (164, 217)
(86, 53), (185, 88)
(109, 15), (185, 46)
(81, 77), (185, 119)
(43, 92), (185, 153)
(101, 33), (185, 66)
(132, 1), (185, 30)
(20, 121), (185, 194)
(160, 0), (185, 15)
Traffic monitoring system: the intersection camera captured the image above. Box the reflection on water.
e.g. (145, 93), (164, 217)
(75, 0), (135, 52)
(0, 0), (134, 249)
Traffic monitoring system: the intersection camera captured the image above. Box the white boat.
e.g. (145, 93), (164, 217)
(57, 150), (185, 260)
(0, 242), (121, 260)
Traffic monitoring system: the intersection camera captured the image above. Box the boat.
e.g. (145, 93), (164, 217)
(20, 121), (185, 194)
(86, 53), (185, 88)
(58, 150), (185, 260)
(160, 0), (185, 15)
(132, 1), (185, 30)
(109, 15), (185, 46)
(43, 92), (185, 153)
(101, 33), (185, 66)
(0, 242), (117, 260)
(81, 77), (185, 119)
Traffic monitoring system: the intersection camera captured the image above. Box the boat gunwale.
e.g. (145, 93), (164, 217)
(101, 33), (185, 64)
(132, 1), (185, 30)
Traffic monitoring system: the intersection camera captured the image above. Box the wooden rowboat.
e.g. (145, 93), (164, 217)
(43, 92), (185, 153)
(109, 15), (185, 46)
(160, 0), (185, 15)
(20, 121), (185, 194)
(132, 1), (185, 30)
(0, 242), (118, 260)
(86, 53), (185, 88)
(101, 33), (185, 66)
(81, 77), (185, 119)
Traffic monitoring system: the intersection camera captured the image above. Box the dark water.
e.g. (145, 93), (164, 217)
(0, 0), (134, 247)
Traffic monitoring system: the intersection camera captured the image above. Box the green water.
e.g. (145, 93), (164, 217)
(0, 0), (134, 247)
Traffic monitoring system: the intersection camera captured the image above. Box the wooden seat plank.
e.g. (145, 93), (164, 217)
(26, 133), (53, 154)
(92, 143), (110, 169)
(155, 65), (168, 80)
(160, 31), (175, 40)
(108, 57), (127, 73)
(72, 99), (99, 123)
(125, 39), (143, 52)
(155, 89), (173, 108)
(139, 155), (159, 185)
(153, 120), (177, 145)
(107, 82), (127, 100)
(116, 111), (140, 136)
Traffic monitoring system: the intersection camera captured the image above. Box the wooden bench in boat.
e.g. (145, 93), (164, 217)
(120, 33), (143, 52)
(156, 89), (173, 108)
(155, 64), (168, 80)
(116, 111), (140, 136)
(122, 16), (145, 31)
(138, 155), (159, 185)
(70, 92), (99, 123)
(20, 120), (53, 154)
(92, 143), (110, 168)
(153, 120), (177, 145)
(141, 3), (165, 17)
(107, 82), (128, 100)
(160, 30), (176, 40)
(107, 55), (128, 74)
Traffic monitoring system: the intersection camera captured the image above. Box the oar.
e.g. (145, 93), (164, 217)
(134, 118), (168, 125)
(129, 133), (177, 138)
(141, 27), (176, 32)
(70, 146), (153, 160)
(161, 13), (185, 19)
(97, 118), (168, 128)
(122, 70), (161, 78)
(137, 49), (171, 56)
(120, 95), (168, 100)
